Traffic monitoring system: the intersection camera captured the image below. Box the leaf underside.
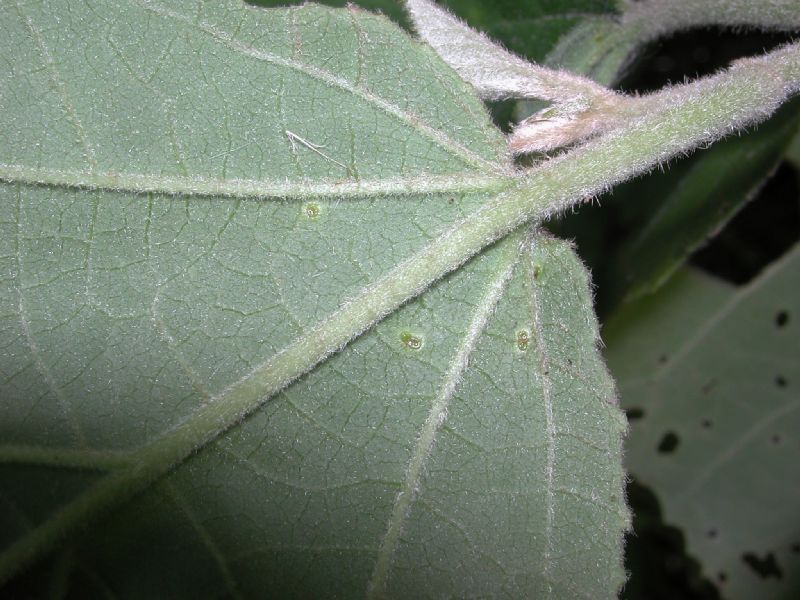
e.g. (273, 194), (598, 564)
(0, 0), (628, 597)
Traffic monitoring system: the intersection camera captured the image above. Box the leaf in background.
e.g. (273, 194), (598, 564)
(783, 118), (800, 170)
(544, 17), (636, 87)
(436, 0), (619, 65)
(250, 0), (410, 30)
(610, 97), (800, 303)
(604, 245), (800, 600)
(0, 0), (628, 597)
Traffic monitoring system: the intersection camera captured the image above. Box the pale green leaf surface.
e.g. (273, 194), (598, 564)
(0, 0), (507, 449)
(252, 1), (409, 29)
(12, 235), (625, 599)
(604, 247), (800, 600)
(0, 0), (628, 597)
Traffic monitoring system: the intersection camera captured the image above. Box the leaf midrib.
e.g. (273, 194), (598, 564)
(526, 238), (557, 599)
(0, 165), (510, 200)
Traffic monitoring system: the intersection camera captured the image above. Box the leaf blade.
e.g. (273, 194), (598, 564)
(0, 0), (510, 186)
(604, 246), (800, 600)
(0, 1), (629, 596)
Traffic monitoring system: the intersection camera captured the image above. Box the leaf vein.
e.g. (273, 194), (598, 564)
(366, 237), (522, 599)
(0, 164), (509, 200)
(526, 236), (556, 600)
(134, 0), (506, 175)
(12, 186), (87, 447)
(13, 0), (98, 171)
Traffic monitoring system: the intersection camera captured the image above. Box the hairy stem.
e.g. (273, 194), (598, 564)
(622, 0), (800, 41)
(550, 0), (800, 87)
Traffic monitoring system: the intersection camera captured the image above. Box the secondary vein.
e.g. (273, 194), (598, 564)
(134, 0), (509, 176)
(526, 237), (556, 600)
(367, 235), (522, 599)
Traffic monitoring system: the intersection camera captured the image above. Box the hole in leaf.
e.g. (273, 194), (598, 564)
(400, 331), (423, 351)
(706, 528), (718, 540)
(791, 543), (800, 554)
(658, 354), (669, 365)
(775, 310), (789, 328)
(742, 552), (783, 579)
(770, 434), (781, 445)
(626, 407), (645, 421)
(775, 375), (788, 388)
(701, 419), (713, 429)
(717, 572), (727, 583)
(658, 431), (680, 454)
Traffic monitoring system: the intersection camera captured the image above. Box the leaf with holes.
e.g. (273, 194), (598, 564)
(604, 244), (800, 600)
(0, 0), (628, 598)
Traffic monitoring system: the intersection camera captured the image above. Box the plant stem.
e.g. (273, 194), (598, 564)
(550, 0), (800, 87)
(622, 0), (800, 41)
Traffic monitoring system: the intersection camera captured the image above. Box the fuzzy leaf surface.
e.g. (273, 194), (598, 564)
(0, 0), (628, 598)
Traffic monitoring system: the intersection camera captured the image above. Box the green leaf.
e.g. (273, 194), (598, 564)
(609, 98), (800, 303)
(0, 1), (628, 597)
(251, 0), (410, 31)
(439, 0), (618, 65)
(544, 17), (638, 87)
(604, 246), (800, 600)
